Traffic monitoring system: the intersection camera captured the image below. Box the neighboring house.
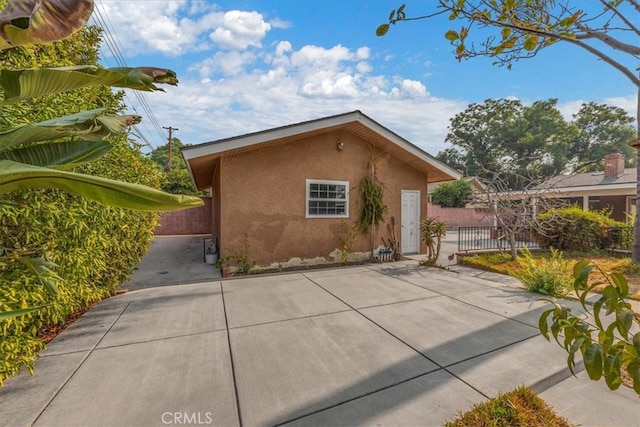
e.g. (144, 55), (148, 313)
(537, 152), (636, 222)
(182, 110), (461, 269)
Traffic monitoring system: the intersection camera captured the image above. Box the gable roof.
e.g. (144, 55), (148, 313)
(539, 168), (636, 192)
(182, 110), (462, 190)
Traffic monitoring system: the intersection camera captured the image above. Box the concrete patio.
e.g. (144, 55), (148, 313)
(1, 259), (638, 426)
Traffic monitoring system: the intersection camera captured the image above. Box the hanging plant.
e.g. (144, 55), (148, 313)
(359, 174), (388, 233)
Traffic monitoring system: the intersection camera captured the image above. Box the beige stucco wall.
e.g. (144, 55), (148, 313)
(215, 131), (429, 267)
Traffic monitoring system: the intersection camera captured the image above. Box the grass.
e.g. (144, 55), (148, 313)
(445, 386), (571, 427)
(459, 250), (640, 300)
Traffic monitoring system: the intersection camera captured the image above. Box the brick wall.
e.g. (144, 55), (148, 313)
(428, 203), (494, 229)
(154, 197), (213, 235)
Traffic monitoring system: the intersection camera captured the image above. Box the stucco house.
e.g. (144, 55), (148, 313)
(537, 151), (636, 222)
(182, 110), (461, 270)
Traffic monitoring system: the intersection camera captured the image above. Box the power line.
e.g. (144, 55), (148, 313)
(91, 1), (167, 150)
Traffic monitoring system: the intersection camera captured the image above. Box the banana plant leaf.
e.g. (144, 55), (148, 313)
(0, 108), (140, 152)
(0, 306), (43, 321)
(0, 66), (178, 104)
(0, 160), (204, 211)
(18, 257), (61, 294)
(0, 140), (111, 169)
(0, 0), (93, 50)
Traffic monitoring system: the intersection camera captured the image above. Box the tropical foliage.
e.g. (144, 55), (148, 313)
(0, 0), (200, 382)
(420, 216), (447, 266)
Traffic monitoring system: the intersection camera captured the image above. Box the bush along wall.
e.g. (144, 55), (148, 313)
(534, 206), (627, 251)
(0, 141), (162, 385)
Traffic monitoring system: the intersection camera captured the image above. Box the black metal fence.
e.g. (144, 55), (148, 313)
(458, 226), (540, 252)
(600, 226), (633, 252)
(458, 226), (634, 253)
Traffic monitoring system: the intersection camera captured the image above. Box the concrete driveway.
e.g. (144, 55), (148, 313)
(1, 260), (638, 426)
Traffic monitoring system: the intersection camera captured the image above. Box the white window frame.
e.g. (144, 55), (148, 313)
(306, 179), (349, 218)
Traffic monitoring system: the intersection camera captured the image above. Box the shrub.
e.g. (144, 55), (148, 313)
(534, 206), (626, 251)
(0, 143), (162, 384)
(432, 179), (473, 208)
(445, 386), (570, 427)
(515, 248), (572, 297)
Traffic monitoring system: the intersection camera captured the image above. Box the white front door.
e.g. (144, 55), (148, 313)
(401, 190), (420, 254)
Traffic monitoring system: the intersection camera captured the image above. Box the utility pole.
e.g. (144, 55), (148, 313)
(163, 126), (178, 172)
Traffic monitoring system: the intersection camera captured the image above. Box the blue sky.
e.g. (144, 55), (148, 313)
(90, 0), (638, 155)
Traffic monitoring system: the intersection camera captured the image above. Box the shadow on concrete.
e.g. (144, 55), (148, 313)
(258, 270), (593, 426)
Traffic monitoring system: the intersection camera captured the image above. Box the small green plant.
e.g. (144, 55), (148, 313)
(420, 217), (447, 266)
(445, 386), (570, 427)
(338, 220), (359, 264)
(539, 260), (640, 395)
(215, 233), (256, 275)
(516, 247), (572, 297)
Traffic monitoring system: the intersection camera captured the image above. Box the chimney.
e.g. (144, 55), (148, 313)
(604, 152), (625, 178)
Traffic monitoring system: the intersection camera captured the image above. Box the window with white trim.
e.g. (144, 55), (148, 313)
(306, 179), (349, 218)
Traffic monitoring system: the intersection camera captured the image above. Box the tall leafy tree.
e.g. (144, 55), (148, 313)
(570, 102), (636, 172)
(438, 98), (574, 189)
(439, 98), (636, 187)
(377, 0), (640, 260)
(148, 138), (204, 195)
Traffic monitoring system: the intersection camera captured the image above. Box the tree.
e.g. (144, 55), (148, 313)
(377, 0), (640, 260)
(148, 138), (204, 195)
(378, 1), (640, 394)
(148, 138), (186, 172)
(432, 179), (473, 207)
(438, 98), (637, 187)
(570, 102), (637, 173)
(438, 98), (574, 189)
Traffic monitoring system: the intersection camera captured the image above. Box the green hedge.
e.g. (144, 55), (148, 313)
(0, 141), (162, 384)
(533, 206), (626, 251)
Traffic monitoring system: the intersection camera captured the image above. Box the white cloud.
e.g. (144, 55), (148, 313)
(192, 51), (257, 77)
(93, 1), (274, 57)
(604, 95), (638, 124)
(210, 10), (271, 50)
(93, 1), (221, 56)
(98, 2), (467, 154)
(131, 36), (467, 155)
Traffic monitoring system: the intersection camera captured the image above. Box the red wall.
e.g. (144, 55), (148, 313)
(154, 197), (213, 235)
(428, 203), (494, 229)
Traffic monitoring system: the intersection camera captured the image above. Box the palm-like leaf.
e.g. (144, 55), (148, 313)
(0, 160), (204, 211)
(0, 306), (43, 321)
(0, 66), (178, 104)
(0, 108), (140, 151)
(0, 140), (111, 169)
(0, 0), (93, 50)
